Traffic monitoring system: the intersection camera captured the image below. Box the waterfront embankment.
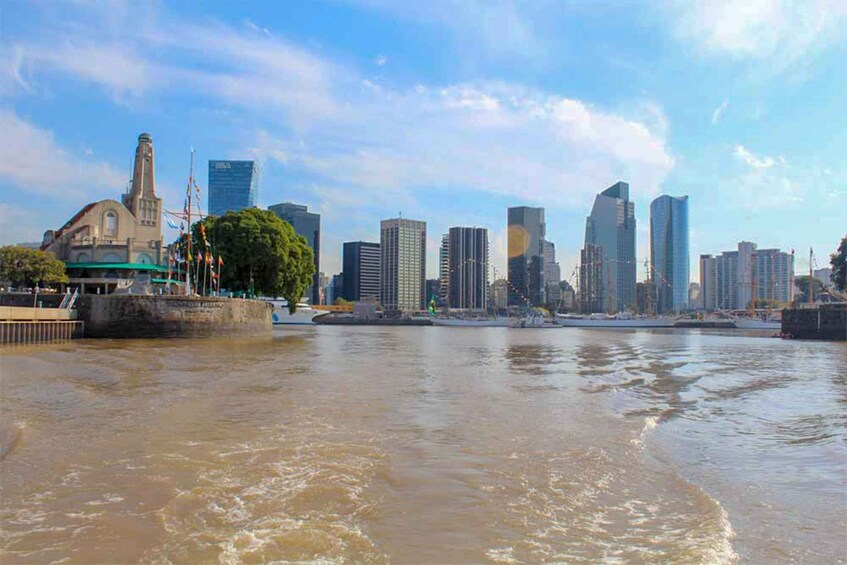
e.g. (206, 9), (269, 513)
(76, 295), (272, 338)
(782, 303), (847, 340)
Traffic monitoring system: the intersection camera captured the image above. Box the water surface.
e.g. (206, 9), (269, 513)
(1, 327), (845, 563)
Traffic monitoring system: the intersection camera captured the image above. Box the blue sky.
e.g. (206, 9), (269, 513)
(1, 0), (845, 282)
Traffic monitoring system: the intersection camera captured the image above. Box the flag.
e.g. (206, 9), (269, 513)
(165, 216), (180, 230)
(196, 252), (202, 263)
(205, 251), (212, 264)
(218, 256), (224, 266)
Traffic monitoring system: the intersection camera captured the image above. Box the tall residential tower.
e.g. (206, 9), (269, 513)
(380, 218), (426, 312)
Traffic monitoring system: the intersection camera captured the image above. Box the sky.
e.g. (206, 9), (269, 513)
(1, 0), (845, 284)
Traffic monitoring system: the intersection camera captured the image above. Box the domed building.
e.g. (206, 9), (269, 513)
(41, 133), (170, 294)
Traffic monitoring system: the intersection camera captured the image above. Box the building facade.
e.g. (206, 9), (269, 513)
(579, 244), (604, 313)
(699, 242), (794, 310)
(41, 132), (167, 293)
(447, 227), (489, 310)
(269, 203), (321, 304)
(582, 181), (636, 312)
(208, 160), (259, 216)
(490, 279), (509, 310)
(699, 255), (717, 311)
(380, 218), (426, 312)
(439, 234), (450, 307)
(342, 241), (380, 302)
(650, 194), (690, 313)
(507, 206), (545, 307)
(542, 239), (561, 307)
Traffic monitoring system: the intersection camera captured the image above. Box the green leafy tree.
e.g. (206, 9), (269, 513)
(189, 209), (314, 312)
(831, 234), (847, 292)
(0, 246), (68, 287)
(333, 297), (350, 306)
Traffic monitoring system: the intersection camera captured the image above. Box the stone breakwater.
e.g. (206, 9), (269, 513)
(76, 295), (272, 339)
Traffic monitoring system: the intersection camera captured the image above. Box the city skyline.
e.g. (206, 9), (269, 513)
(1, 2), (844, 283)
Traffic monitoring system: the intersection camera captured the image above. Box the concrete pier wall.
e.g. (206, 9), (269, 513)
(0, 321), (84, 345)
(76, 295), (272, 339)
(782, 304), (847, 341)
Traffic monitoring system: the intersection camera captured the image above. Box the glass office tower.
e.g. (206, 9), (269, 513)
(650, 195), (690, 313)
(269, 203), (321, 304)
(208, 161), (259, 216)
(507, 206), (545, 307)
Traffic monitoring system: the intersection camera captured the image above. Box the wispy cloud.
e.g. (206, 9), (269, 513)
(733, 144), (775, 169)
(711, 99), (729, 124)
(375, 54), (388, 66)
(8, 8), (674, 211)
(0, 108), (126, 199)
(667, 0), (847, 69)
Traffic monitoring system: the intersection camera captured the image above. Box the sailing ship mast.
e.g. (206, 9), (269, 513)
(185, 149), (194, 296)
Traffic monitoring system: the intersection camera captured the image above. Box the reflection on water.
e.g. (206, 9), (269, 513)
(1, 328), (845, 563)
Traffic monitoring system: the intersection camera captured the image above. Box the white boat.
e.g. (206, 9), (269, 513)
(732, 317), (781, 330)
(512, 311), (561, 328)
(264, 299), (329, 325)
(555, 312), (675, 328)
(431, 317), (512, 327)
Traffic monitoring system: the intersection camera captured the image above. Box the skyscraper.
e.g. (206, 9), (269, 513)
(581, 181), (636, 312)
(269, 203), (321, 304)
(579, 244), (604, 313)
(650, 194), (690, 313)
(508, 206), (545, 307)
(447, 227), (489, 310)
(699, 254), (717, 311)
(439, 234), (450, 307)
(542, 239), (561, 306)
(342, 241), (380, 302)
(208, 160), (259, 216)
(380, 218), (426, 312)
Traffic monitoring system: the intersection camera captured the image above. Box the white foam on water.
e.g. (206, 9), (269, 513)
(485, 546), (521, 563)
(630, 415), (659, 448)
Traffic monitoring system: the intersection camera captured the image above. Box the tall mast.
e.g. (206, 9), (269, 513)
(185, 148), (194, 296)
(808, 247), (814, 305)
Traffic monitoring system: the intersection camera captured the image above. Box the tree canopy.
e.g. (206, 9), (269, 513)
(190, 209), (314, 312)
(0, 246), (68, 287)
(830, 234), (847, 292)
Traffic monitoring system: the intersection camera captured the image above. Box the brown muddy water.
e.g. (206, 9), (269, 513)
(1, 327), (845, 563)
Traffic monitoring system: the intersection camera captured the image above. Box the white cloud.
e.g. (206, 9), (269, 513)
(733, 144), (775, 169)
(0, 108), (126, 198)
(711, 99), (729, 124)
(375, 54), (388, 66)
(668, 0), (847, 67)
(14, 12), (669, 209)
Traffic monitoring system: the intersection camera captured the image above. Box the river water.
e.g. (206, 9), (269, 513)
(1, 327), (845, 563)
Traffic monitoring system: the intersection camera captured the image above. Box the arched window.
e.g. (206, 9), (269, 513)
(103, 210), (118, 237)
(76, 253), (89, 263)
(136, 253), (153, 264)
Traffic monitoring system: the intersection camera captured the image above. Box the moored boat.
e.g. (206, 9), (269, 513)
(555, 312), (675, 328)
(264, 299), (329, 325)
